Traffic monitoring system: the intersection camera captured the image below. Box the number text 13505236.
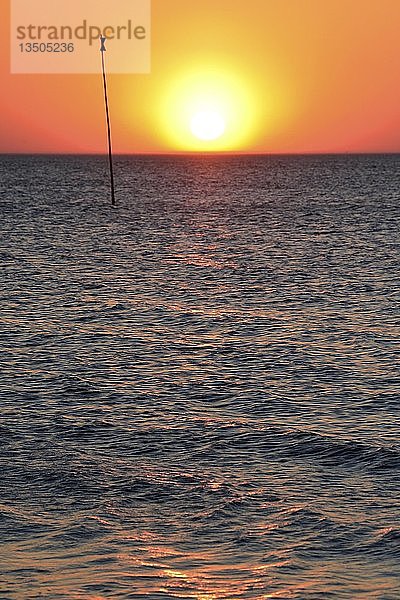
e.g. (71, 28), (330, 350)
(19, 42), (75, 53)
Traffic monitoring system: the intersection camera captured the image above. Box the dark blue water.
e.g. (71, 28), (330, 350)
(1, 154), (400, 598)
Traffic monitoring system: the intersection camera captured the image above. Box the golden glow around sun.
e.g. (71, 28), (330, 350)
(158, 65), (261, 152)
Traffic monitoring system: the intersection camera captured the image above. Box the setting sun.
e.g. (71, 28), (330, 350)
(190, 109), (226, 141)
(158, 65), (261, 152)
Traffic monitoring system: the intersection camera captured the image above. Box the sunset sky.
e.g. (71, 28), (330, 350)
(1, 0), (400, 154)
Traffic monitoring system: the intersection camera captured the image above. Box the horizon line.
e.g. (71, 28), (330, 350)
(1, 151), (399, 157)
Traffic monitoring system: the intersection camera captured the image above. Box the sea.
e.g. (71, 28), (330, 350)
(0, 154), (399, 599)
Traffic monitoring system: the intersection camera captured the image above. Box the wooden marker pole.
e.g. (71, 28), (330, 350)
(100, 36), (116, 207)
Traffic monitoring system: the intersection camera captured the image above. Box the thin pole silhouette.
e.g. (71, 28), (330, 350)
(100, 36), (115, 207)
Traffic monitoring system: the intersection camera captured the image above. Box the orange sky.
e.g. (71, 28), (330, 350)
(1, 0), (400, 153)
